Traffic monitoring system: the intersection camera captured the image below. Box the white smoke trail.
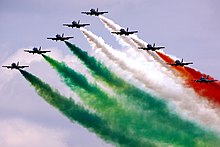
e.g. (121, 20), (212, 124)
(130, 35), (177, 72)
(81, 28), (160, 90)
(99, 15), (179, 79)
(99, 16), (154, 62)
(80, 28), (220, 133)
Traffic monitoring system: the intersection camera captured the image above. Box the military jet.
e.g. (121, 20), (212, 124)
(111, 28), (138, 36)
(194, 75), (218, 83)
(168, 59), (193, 67)
(47, 33), (74, 41)
(138, 43), (165, 51)
(24, 46), (51, 54)
(81, 8), (108, 16)
(63, 20), (90, 28)
(2, 62), (29, 70)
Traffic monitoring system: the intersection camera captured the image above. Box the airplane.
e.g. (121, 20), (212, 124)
(194, 75), (218, 83)
(2, 62), (29, 70)
(81, 8), (108, 16)
(138, 43), (165, 51)
(111, 28), (138, 36)
(47, 33), (74, 41)
(168, 59), (193, 67)
(24, 46), (51, 54)
(63, 20), (90, 28)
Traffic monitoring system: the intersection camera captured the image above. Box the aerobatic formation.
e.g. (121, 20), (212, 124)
(3, 8), (220, 147)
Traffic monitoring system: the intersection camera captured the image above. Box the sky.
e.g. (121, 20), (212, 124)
(0, 0), (220, 146)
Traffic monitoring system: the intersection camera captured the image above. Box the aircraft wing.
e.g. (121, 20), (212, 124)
(138, 47), (160, 51)
(208, 80), (218, 83)
(80, 24), (90, 27)
(63, 37), (74, 40)
(81, 12), (91, 15)
(183, 62), (193, 65)
(138, 47), (149, 50)
(99, 12), (108, 14)
(63, 24), (73, 27)
(155, 47), (165, 50)
(128, 31), (138, 34)
(2, 66), (12, 69)
(39, 50), (51, 53)
(39, 51), (51, 54)
(111, 31), (122, 35)
(18, 66), (29, 69)
(24, 50), (34, 53)
(47, 37), (57, 40)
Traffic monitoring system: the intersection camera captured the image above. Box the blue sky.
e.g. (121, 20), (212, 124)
(0, 0), (219, 146)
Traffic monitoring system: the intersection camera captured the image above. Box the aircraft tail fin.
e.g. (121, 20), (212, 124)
(62, 33), (64, 37)
(153, 43), (155, 47)
(181, 59), (183, 63)
(17, 62), (19, 66)
(39, 46), (41, 51)
(127, 28), (129, 32)
(78, 20), (80, 24)
(97, 8), (98, 12)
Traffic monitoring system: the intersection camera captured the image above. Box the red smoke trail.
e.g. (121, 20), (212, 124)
(156, 51), (220, 105)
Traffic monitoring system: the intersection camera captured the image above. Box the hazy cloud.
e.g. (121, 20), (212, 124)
(0, 118), (69, 147)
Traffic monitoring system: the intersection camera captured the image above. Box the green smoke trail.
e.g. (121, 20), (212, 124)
(64, 41), (165, 112)
(63, 41), (220, 146)
(42, 54), (220, 146)
(19, 70), (151, 147)
(64, 42), (200, 129)
(42, 55), (159, 145)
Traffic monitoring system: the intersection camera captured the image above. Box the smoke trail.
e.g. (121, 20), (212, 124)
(156, 51), (220, 105)
(19, 70), (144, 147)
(80, 28), (220, 134)
(99, 15), (178, 79)
(64, 41), (168, 114)
(42, 55), (124, 118)
(99, 15), (156, 67)
(99, 15), (138, 49)
(65, 41), (202, 137)
(42, 55), (158, 144)
(80, 28), (161, 91)
(98, 15), (152, 62)
(184, 67), (220, 104)
(102, 14), (220, 104)
(113, 12), (220, 106)
(64, 41), (220, 137)
(155, 51), (190, 78)
(130, 36), (179, 75)
(42, 54), (220, 146)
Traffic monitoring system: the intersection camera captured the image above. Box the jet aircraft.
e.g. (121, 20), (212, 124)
(24, 46), (51, 54)
(138, 43), (165, 51)
(168, 59), (193, 67)
(111, 28), (138, 36)
(81, 8), (108, 16)
(194, 75), (218, 83)
(63, 20), (90, 28)
(47, 33), (73, 41)
(2, 62), (29, 70)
